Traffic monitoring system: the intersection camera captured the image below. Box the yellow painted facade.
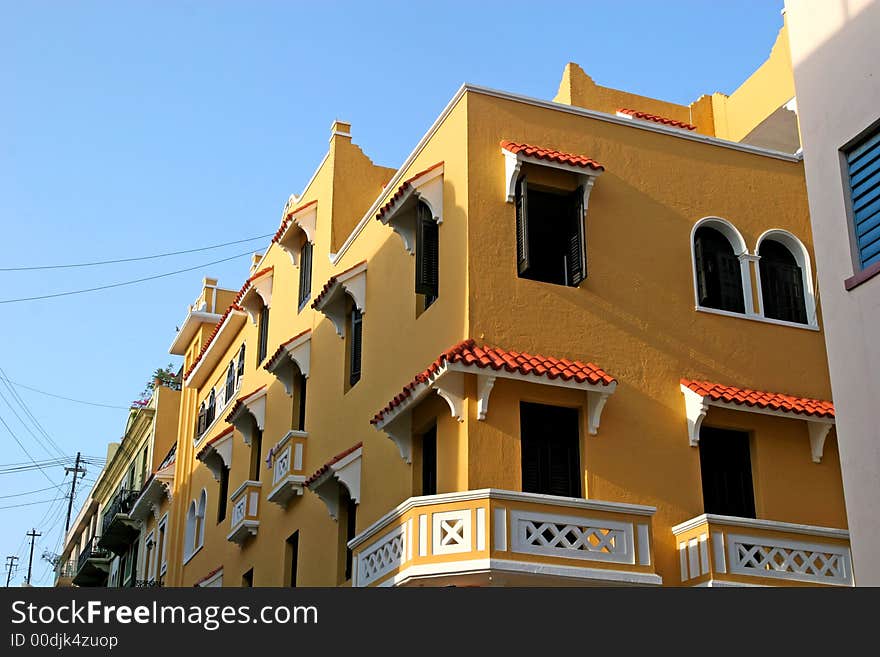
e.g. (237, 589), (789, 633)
(58, 25), (854, 588)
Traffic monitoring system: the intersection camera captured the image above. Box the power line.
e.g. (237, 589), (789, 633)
(0, 484), (66, 499)
(0, 498), (59, 511)
(4, 380), (131, 410)
(0, 385), (59, 460)
(0, 367), (66, 457)
(0, 249), (256, 304)
(0, 234), (273, 271)
(0, 412), (57, 485)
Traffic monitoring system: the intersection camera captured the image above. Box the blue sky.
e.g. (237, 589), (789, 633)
(0, 0), (784, 585)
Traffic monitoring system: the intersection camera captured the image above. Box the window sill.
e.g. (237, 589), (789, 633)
(182, 544), (203, 567)
(695, 306), (819, 331)
(844, 261), (880, 291)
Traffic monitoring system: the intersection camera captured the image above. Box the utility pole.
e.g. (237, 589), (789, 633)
(4, 555), (18, 587)
(25, 529), (41, 586)
(64, 452), (86, 532)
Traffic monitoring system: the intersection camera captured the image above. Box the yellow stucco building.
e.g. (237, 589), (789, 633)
(61, 22), (854, 588)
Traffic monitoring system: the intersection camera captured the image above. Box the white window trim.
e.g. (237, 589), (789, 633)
(158, 513), (168, 577)
(690, 218), (819, 330)
(754, 229), (819, 328)
(144, 530), (156, 582)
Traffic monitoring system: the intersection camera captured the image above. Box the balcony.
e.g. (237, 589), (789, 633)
(267, 430), (307, 507)
(54, 560), (77, 587)
(72, 538), (112, 587)
(227, 480), (262, 545)
(349, 489), (661, 587)
(672, 514), (853, 587)
(98, 489), (141, 555)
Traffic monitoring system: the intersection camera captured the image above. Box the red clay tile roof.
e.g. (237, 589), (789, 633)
(194, 566), (223, 587)
(311, 260), (367, 310)
(224, 385), (267, 424)
(372, 339), (616, 425)
(375, 162), (444, 222)
(183, 267), (272, 382)
(617, 108), (696, 131)
(183, 303), (245, 381)
(272, 200), (318, 243)
(305, 442), (363, 487)
(500, 140), (605, 171)
(681, 379), (835, 419)
(264, 329), (312, 371)
(196, 425), (234, 459)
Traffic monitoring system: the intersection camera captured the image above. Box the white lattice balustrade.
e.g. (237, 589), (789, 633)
(729, 534), (850, 585)
(357, 525), (407, 586)
(511, 510), (636, 564)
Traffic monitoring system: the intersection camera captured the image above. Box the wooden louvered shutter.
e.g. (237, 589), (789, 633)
(566, 186), (586, 286)
(694, 237), (710, 305)
(515, 176), (530, 274)
(349, 308), (362, 386)
(415, 203), (439, 298)
(717, 252), (745, 313)
(298, 241), (312, 307)
(763, 261), (807, 324)
(521, 434), (542, 494)
(548, 434), (581, 498)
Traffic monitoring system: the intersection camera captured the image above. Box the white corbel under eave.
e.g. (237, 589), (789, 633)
(502, 148), (602, 210)
(264, 332), (311, 396)
(197, 430), (234, 482)
(227, 388), (267, 446)
(680, 383), (834, 462)
(378, 165), (444, 255)
(309, 447), (362, 520)
(277, 201), (318, 266)
(313, 262), (367, 338)
(240, 271), (273, 325)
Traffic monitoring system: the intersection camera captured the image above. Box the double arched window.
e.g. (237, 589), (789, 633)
(183, 489), (208, 562)
(691, 218), (815, 327)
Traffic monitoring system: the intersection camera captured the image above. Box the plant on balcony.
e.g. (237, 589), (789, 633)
(133, 363), (181, 405)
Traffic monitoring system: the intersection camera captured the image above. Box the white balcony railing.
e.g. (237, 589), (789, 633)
(227, 480), (261, 545)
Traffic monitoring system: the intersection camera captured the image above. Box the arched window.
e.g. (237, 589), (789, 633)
(207, 390), (216, 427)
(184, 501), (196, 559)
(196, 489), (207, 550)
(225, 361), (236, 403)
(236, 345), (246, 388)
(757, 231), (813, 325)
(196, 402), (207, 437)
(693, 225), (745, 313)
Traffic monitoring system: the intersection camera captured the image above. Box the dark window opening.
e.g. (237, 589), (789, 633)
(699, 427), (756, 518)
(759, 240), (807, 324)
(206, 391), (216, 428)
(249, 429), (263, 482)
(242, 568), (253, 588)
(299, 241), (313, 309)
(421, 424), (437, 496)
(196, 402), (207, 437)
(295, 373), (307, 431)
(216, 465), (229, 523)
(348, 306), (363, 388)
(520, 402), (581, 498)
(515, 176), (586, 287)
(694, 226), (745, 313)
(257, 306), (270, 365)
(415, 201), (439, 309)
(236, 345), (246, 386)
(286, 531), (299, 588)
(225, 361), (236, 402)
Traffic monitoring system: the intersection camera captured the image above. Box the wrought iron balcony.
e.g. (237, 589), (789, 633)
(227, 480), (262, 545)
(72, 537), (112, 587)
(672, 514), (853, 587)
(98, 489), (141, 555)
(349, 489), (661, 587)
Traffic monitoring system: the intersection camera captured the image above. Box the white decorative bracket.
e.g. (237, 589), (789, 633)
(227, 388), (267, 446)
(681, 385), (710, 447)
(240, 270), (273, 325)
(502, 148), (602, 207)
(198, 430), (234, 482)
(377, 165), (444, 255)
(383, 412), (413, 464)
(587, 390), (612, 435)
(433, 370), (465, 422)
(808, 421), (833, 464)
(277, 201), (317, 266)
(309, 447), (362, 520)
(313, 263), (367, 338)
(265, 332), (311, 396)
(476, 375), (496, 420)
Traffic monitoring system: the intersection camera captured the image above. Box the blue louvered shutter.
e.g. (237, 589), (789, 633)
(846, 128), (880, 269)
